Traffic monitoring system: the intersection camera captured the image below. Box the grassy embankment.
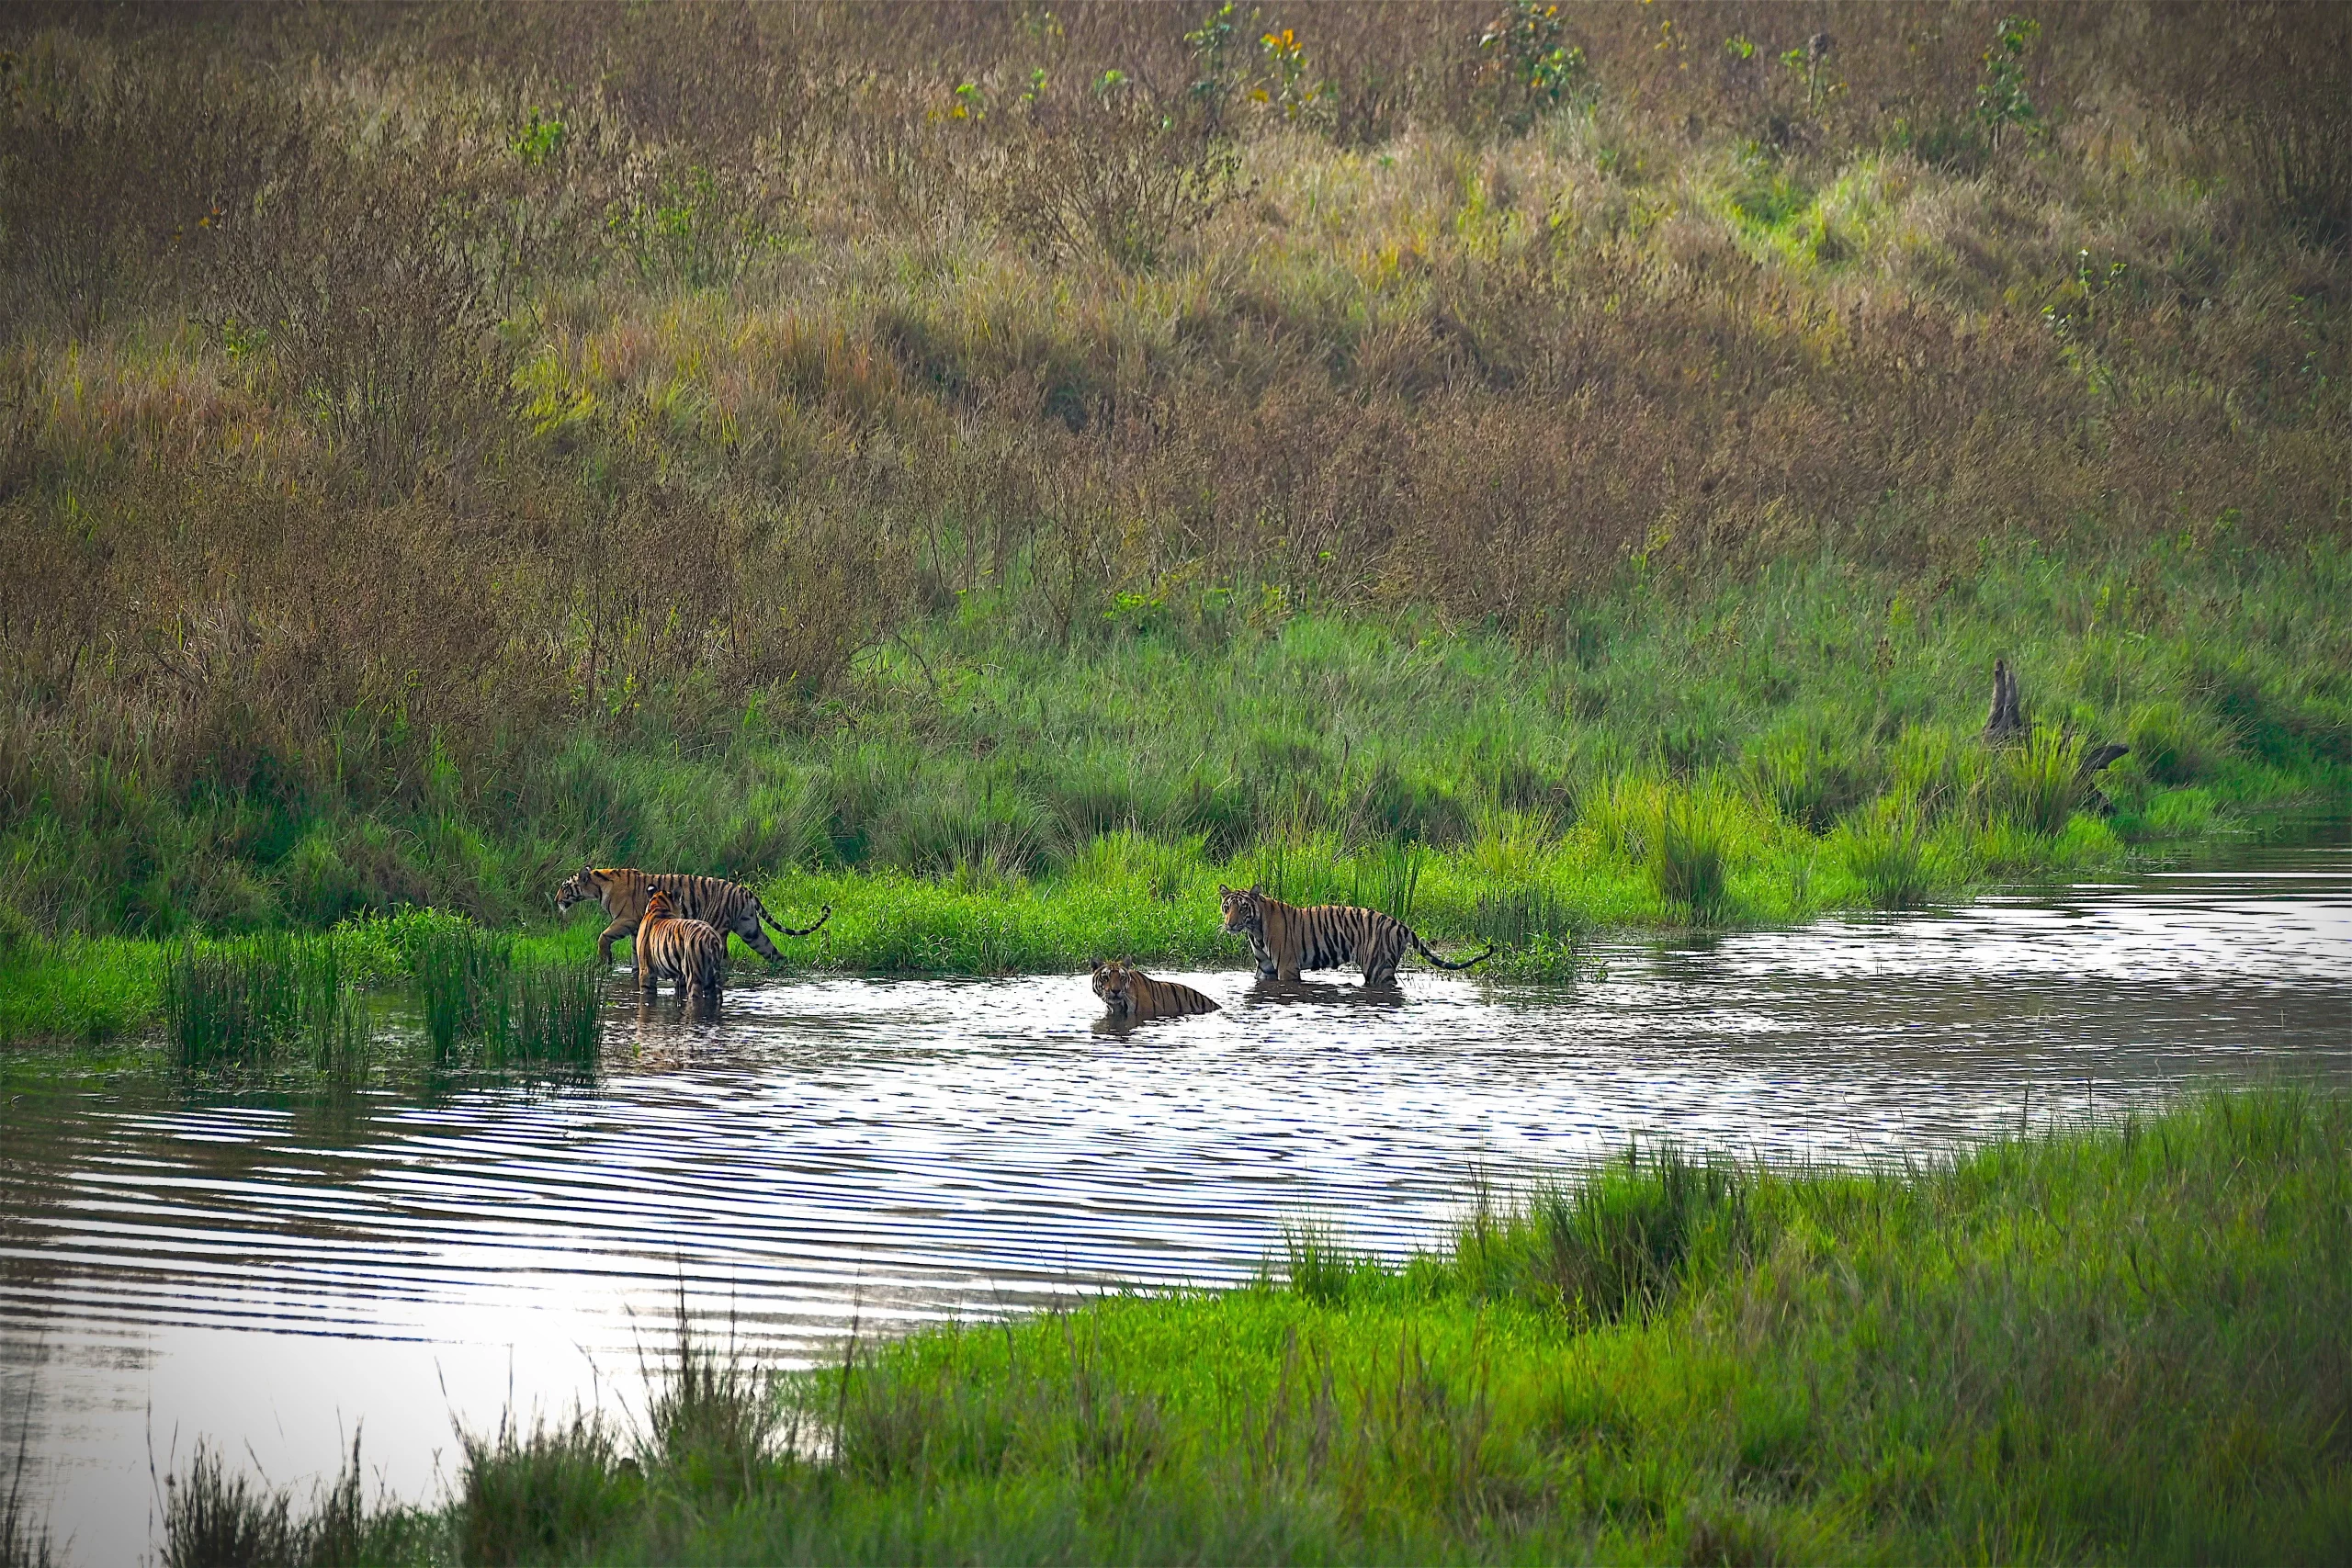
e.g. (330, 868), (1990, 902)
(4, 4), (2348, 1041)
(144, 1088), (2352, 1565)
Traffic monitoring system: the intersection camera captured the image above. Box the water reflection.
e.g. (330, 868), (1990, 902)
(2, 838), (2348, 1563)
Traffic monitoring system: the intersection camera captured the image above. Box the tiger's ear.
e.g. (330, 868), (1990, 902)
(1248, 884), (1263, 897)
(1119, 954), (1133, 967)
(1089, 956), (1105, 972)
(1216, 884), (1232, 896)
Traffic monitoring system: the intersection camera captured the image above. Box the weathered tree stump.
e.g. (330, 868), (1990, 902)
(1984, 656), (2027, 740)
(1979, 659), (2132, 807)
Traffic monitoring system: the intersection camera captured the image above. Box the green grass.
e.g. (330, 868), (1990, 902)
(176, 1087), (2352, 1564)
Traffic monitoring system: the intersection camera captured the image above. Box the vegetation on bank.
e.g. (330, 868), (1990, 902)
(6, 539), (2347, 1045)
(151, 1088), (2352, 1564)
(3, 2), (2347, 964)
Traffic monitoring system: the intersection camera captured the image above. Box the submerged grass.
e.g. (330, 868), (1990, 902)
(194, 1087), (2352, 1564)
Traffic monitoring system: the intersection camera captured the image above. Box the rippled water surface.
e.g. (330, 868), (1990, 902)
(6, 838), (2349, 1562)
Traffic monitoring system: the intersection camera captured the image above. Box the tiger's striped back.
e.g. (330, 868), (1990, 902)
(1091, 958), (1220, 1019)
(556, 865), (829, 966)
(635, 891), (727, 995)
(1216, 884), (1493, 984)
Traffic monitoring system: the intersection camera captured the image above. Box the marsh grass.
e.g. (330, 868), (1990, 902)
(415, 923), (514, 1061)
(1836, 799), (1938, 910)
(457, 1416), (633, 1568)
(1992, 728), (2090, 837)
(1647, 795), (1731, 925)
(0, 1412), (49, 1568)
(504, 961), (601, 1066)
(228, 1088), (2352, 1564)
(159, 1435), (379, 1568)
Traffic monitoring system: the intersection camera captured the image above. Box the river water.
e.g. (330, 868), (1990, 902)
(5, 835), (2349, 1562)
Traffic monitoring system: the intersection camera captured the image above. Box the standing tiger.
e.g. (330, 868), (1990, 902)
(634, 891), (727, 997)
(555, 866), (830, 971)
(1090, 957), (1220, 1020)
(1217, 885), (1494, 984)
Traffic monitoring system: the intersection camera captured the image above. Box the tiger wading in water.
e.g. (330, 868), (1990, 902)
(1090, 957), (1220, 1020)
(555, 866), (830, 971)
(633, 891), (727, 997)
(1216, 885), (1495, 984)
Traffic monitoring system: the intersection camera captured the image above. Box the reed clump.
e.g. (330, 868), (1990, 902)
(417, 923), (600, 1066)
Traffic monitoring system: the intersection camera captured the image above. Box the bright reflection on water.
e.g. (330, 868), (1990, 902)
(4, 838), (2348, 1563)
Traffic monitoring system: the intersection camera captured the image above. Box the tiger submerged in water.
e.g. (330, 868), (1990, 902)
(555, 866), (830, 971)
(1217, 885), (1494, 984)
(634, 891), (727, 997)
(1090, 958), (1220, 1020)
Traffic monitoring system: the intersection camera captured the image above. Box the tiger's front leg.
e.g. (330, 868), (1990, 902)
(600, 917), (639, 970)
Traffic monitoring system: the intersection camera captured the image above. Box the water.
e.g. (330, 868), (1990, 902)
(5, 838), (2349, 1563)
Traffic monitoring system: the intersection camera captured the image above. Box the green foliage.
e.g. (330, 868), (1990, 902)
(1975, 15), (2041, 148)
(1478, 1), (1591, 129)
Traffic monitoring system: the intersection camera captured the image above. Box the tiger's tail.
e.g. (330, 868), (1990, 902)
(1408, 926), (1495, 971)
(758, 897), (832, 940)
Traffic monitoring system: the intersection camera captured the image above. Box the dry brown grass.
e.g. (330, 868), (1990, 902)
(1, 0), (2346, 852)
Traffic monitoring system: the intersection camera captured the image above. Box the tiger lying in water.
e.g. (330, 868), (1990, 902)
(555, 866), (829, 971)
(1217, 885), (1494, 983)
(635, 891), (727, 997)
(1090, 958), (1220, 1020)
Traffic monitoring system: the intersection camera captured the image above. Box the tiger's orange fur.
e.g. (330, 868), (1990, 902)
(634, 891), (727, 996)
(556, 866), (828, 970)
(1090, 958), (1220, 1020)
(1217, 884), (1493, 984)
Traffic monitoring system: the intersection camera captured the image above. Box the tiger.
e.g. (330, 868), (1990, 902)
(1216, 884), (1495, 984)
(634, 891), (727, 997)
(1090, 957), (1220, 1020)
(555, 866), (830, 970)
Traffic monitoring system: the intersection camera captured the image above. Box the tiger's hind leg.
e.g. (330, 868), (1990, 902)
(733, 919), (785, 964)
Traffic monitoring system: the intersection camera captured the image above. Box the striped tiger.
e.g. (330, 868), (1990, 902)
(634, 891), (727, 997)
(555, 866), (830, 970)
(1217, 884), (1494, 984)
(1090, 957), (1220, 1020)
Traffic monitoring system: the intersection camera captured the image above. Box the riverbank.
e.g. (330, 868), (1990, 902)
(6, 543), (2348, 1047)
(2, 786), (2339, 1052)
(141, 1087), (2351, 1565)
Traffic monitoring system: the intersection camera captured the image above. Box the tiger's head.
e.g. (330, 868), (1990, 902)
(555, 865), (611, 915)
(1090, 956), (1138, 1014)
(643, 890), (676, 922)
(1217, 884), (1267, 939)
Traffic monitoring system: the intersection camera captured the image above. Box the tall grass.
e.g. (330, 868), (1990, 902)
(1647, 794), (1731, 924)
(416, 923), (514, 1061)
(418, 923), (599, 1066)
(1837, 799), (1937, 910)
